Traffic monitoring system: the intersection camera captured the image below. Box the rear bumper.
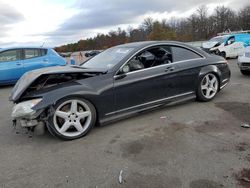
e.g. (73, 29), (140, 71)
(218, 63), (231, 90)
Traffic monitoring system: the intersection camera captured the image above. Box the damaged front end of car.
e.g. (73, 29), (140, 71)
(9, 66), (106, 132)
(12, 98), (43, 124)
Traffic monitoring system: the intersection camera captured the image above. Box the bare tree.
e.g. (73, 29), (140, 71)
(55, 5), (250, 52)
(238, 6), (250, 30)
(141, 17), (154, 34)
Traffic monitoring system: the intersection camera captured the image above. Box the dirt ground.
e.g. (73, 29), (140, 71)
(0, 59), (249, 188)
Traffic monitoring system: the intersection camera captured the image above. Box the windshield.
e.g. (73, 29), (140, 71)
(82, 47), (134, 69)
(209, 36), (226, 43)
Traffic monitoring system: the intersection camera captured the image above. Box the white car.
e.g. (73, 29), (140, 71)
(202, 32), (250, 59)
(238, 46), (250, 75)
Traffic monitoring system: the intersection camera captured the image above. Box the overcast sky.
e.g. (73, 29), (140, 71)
(0, 0), (248, 47)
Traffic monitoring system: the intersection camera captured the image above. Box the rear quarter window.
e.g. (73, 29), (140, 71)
(171, 46), (202, 62)
(40, 49), (47, 56)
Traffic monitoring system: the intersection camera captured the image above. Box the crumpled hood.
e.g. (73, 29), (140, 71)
(9, 66), (107, 102)
(202, 41), (219, 49)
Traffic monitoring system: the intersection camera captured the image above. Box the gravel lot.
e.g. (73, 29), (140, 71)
(0, 59), (250, 188)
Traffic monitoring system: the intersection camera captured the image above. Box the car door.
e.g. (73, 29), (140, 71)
(169, 45), (205, 94)
(232, 42), (245, 56)
(0, 49), (23, 84)
(23, 48), (48, 72)
(113, 46), (181, 113)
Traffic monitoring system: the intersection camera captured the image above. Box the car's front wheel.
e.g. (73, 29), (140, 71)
(197, 73), (219, 102)
(47, 97), (96, 140)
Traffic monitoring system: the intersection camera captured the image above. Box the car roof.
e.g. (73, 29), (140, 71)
(0, 47), (50, 52)
(116, 40), (198, 48)
(115, 40), (208, 57)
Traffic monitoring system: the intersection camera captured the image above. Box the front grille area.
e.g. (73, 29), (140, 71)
(242, 63), (250, 67)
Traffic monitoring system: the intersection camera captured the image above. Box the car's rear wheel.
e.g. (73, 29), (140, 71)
(241, 70), (250, 75)
(47, 97), (96, 140)
(197, 73), (219, 102)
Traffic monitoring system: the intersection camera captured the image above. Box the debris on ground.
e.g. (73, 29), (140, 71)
(66, 176), (69, 183)
(118, 170), (124, 184)
(235, 168), (250, 187)
(241, 123), (250, 128)
(236, 142), (248, 152)
(160, 116), (166, 119)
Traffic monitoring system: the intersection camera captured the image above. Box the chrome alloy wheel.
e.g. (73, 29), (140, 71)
(53, 99), (92, 137)
(201, 73), (219, 99)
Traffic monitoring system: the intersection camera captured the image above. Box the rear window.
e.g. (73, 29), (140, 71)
(171, 46), (202, 62)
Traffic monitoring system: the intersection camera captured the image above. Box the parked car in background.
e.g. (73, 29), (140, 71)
(84, 50), (100, 57)
(10, 41), (230, 140)
(238, 46), (250, 75)
(202, 31), (250, 58)
(0, 47), (66, 85)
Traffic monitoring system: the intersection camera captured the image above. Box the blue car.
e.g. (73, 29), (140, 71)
(0, 47), (66, 85)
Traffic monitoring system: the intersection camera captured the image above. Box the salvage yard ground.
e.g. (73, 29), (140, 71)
(0, 59), (250, 188)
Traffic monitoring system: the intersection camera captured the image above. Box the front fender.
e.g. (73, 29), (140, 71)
(31, 78), (114, 120)
(32, 83), (99, 111)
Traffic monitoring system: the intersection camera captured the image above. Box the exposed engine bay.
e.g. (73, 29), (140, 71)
(23, 72), (98, 96)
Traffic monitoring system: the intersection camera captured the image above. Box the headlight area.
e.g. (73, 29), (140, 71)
(12, 98), (43, 127)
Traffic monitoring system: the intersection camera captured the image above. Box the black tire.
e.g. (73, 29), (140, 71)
(196, 73), (219, 102)
(47, 97), (96, 140)
(240, 70), (250, 75)
(220, 51), (226, 59)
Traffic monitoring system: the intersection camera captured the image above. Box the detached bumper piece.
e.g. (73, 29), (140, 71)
(20, 119), (39, 127)
(11, 98), (43, 128)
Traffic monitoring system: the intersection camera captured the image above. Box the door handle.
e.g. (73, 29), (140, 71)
(43, 59), (49, 62)
(165, 66), (175, 72)
(16, 62), (22, 66)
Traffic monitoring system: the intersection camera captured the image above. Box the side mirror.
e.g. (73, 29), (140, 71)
(121, 65), (130, 74)
(115, 65), (130, 80)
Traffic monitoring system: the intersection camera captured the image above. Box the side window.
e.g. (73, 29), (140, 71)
(226, 36), (235, 45)
(0, 50), (21, 62)
(120, 46), (173, 74)
(24, 49), (40, 59)
(171, 46), (202, 62)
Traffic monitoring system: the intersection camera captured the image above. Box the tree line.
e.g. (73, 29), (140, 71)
(55, 5), (250, 52)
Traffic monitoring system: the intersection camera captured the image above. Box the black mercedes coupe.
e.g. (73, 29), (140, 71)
(10, 41), (231, 140)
